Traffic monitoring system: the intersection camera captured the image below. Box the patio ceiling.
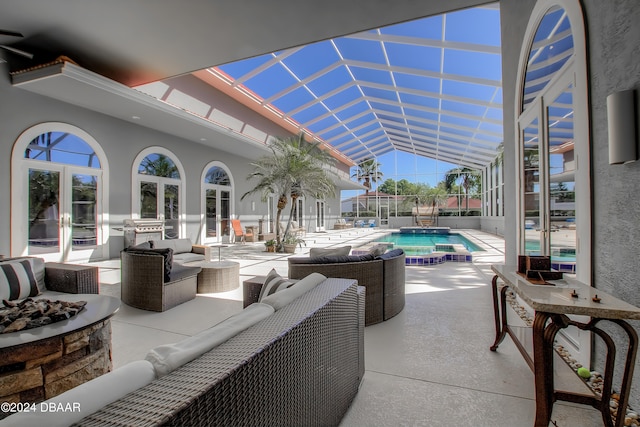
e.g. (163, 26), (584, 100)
(205, 4), (503, 170)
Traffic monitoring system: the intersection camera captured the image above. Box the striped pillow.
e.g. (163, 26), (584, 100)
(0, 260), (39, 301)
(258, 269), (296, 302)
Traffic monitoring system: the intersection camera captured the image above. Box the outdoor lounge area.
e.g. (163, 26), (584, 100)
(0, 228), (606, 426)
(1, 0), (640, 425)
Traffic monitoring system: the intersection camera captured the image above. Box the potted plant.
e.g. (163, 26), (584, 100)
(282, 232), (305, 254)
(264, 239), (277, 253)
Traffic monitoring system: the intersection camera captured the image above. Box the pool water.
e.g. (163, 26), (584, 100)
(374, 232), (483, 255)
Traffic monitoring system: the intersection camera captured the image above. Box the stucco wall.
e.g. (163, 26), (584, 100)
(583, 0), (640, 402)
(0, 66), (342, 260)
(501, 0), (640, 406)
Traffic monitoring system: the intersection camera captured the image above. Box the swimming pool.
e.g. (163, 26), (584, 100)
(524, 242), (577, 273)
(373, 231), (483, 255)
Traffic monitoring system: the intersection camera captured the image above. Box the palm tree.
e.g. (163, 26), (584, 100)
(352, 158), (383, 212)
(444, 167), (481, 212)
(242, 134), (336, 249)
(139, 154), (179, 178)
(352, 158), (383, 194)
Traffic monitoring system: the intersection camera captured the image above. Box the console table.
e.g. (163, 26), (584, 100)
(490, 265), (640, 427)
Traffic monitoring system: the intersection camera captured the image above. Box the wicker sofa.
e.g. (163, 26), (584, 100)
(2, 276), (365, 427)
(288, 248), (405, 326)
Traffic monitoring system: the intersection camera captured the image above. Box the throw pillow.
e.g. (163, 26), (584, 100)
(368, 244), (388, 257)
(258, 269), (296, 302)
(377, 248), (405, 260)
(0, 260), (39, 301)
(129, 241), (152, 249)
(309, 246), (352, 258)
(125, 248), (173, 282)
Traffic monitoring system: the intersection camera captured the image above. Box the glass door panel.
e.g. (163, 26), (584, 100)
(28, 169), (61, 255)
(221, 190), (231, 241)
(206, 189), (217, 238)
(547, 83), (576, 271)
(140, 181), (158, 219)
(71, 174), (97, 250)
(522, 117), (543, 255)
(316, 201), (325, 231)
(164, 184), (179, 239)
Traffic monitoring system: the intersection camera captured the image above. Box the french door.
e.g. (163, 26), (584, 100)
(518, 66), (589, 366)
(204, 187), (231, 243)
(25, 164), (102, 262)
(139, 177), (181, 239)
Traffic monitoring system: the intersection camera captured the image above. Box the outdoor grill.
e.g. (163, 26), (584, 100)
(123, 219), (164, 248)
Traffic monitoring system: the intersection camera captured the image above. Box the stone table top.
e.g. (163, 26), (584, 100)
(195, 260), (239, 269)
(491, 264), (640, 320)
(0, 294), (120, 349)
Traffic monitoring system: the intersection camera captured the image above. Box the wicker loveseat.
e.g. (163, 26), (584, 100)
(2, 276), (365, 427)
(288, 248), (405, 326)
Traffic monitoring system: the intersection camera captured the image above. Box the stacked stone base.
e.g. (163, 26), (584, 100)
(0, 320), (112, 417)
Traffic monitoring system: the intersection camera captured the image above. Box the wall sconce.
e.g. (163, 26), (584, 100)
(607, 89), (637, 164)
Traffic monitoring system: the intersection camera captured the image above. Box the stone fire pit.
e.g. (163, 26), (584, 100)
(0, 295), (119, 413)
(0, 298), (87, 333)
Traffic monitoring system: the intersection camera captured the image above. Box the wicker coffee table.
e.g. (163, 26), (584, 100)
(195, 261), (240, 293)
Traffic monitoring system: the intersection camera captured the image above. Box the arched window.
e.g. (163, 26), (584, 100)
(515, 0), (591, 365)
(201, 162), (234, 244)
(11, 123), (109, 262)
(132, 148), (185, 239)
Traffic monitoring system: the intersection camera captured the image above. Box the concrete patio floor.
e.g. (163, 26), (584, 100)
(93, 228), (603, 426)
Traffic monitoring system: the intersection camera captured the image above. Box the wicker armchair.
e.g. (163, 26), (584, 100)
(120, 251), (201, 312)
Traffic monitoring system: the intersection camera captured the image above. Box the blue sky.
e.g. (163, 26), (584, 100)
(217, 4), (503, 198)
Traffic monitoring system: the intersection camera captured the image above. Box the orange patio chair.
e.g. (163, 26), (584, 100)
(231, 219), (246, 244)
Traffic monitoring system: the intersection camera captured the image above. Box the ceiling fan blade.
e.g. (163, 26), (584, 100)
(0, 30), (23, 38)
(0, 45), (33, 59)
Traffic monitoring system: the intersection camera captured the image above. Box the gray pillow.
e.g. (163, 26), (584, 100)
(309, 246), (351, 258)
(129, 241), (152, 249)
(368, 244), (387, 257)
(258, 269), (297, 301)
(377, 248), (405, 260)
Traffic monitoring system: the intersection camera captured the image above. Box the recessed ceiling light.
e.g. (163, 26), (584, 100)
(200, 137), (207, 141)
(132, 115), (141, 120)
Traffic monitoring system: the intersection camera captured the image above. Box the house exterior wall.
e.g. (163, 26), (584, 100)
(501, 0), (640, 404)
(0, 69), (343, 260)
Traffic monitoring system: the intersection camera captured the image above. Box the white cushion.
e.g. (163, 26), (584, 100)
(173, 238), (194, 254)
(258, 269), (297, 301)
(145, 302), (275, 377)
(0, 360), (156, 427)
(0, 259), (39, 301)
(153, 238), (193, 254)
(260, 273), (326, 311)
